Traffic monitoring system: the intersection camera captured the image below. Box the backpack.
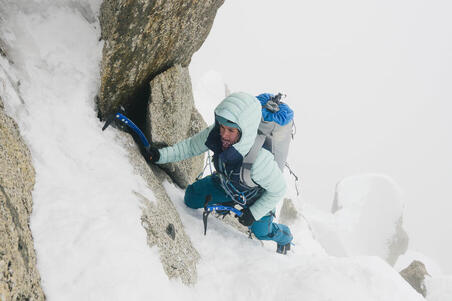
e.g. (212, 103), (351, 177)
(240, 93), (295, 188)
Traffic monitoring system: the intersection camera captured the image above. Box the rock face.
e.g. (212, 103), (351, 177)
(98, 0), (225, 117)
(147, 64), (206, 188)
(0, 97), (45, 300)
(123, 132), (200, 285)
(98, 0), (225, 284)
(400, 260), (430, 297)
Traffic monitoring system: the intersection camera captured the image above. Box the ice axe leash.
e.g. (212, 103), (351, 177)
(202, 195), (243, 236)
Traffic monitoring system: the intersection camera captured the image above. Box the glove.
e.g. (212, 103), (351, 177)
(144, 146), (160, 163)
(237, 207), (256, 227)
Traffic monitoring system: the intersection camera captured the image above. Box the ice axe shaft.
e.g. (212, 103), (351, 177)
(203, 195), (212, 236)
(202, 211), (210, 236)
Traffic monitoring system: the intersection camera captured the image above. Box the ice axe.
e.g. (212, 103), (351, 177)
(102, 108), (150, 152)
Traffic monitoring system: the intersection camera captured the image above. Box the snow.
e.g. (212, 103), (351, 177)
(426, 275), (452, 301)
(0, 1), (448, 300)
(332, 174), (406, 260)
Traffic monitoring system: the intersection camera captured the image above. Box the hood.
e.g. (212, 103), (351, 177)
(214, 92), (261, 156)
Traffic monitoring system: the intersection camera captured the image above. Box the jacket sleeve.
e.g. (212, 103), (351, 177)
(156, 125), (213, 164)
(248, 149), (286, 220)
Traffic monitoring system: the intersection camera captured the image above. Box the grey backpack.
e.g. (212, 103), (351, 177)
(240, 93), (294, 187)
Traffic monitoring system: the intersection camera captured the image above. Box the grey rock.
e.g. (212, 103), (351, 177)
(147, 64), (206, 188)
(123, 132), (200, 285)
(279, 198), (299, 225)
(400, 260), (430, 297)
(98, 0), (224, 117)
(0, 43), (6, 58)
(0, 97), (45, 300)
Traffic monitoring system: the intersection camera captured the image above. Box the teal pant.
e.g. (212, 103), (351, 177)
(184, 175), (293, 246)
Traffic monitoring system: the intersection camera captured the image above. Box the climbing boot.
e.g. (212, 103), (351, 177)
(276, 243), (291, 255)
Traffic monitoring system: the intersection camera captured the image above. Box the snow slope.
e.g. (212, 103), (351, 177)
(0, 1), (443, 300)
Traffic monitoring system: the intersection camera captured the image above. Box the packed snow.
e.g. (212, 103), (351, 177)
(0, 1), (450, 300)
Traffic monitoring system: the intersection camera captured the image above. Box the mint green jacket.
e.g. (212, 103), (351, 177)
(156, 92), (286, 220)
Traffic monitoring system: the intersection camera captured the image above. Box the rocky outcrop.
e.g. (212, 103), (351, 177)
(147, 64), (206, 188)
(98, 0), (224, 117)
(98, 0), (219, 191)
(0, 97), (45, 300)
(123, 132), (200, 285)
(279, 198), (299, 225)
(98, 0), (225, 284)
(400, 260), (430, 297)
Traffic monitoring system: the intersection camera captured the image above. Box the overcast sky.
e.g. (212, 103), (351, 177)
(190, 0), (452, 273)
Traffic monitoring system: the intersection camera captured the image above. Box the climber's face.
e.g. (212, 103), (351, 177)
(219, 124), (240, 150)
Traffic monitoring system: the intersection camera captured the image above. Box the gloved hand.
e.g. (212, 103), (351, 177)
(237, 207), (256, 227)
(144, 146), (160, 163)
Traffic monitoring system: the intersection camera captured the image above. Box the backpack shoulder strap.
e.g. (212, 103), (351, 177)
(240, 132), (266, 188)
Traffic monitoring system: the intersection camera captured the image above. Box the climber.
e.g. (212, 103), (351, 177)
(146, 92), (293, 254)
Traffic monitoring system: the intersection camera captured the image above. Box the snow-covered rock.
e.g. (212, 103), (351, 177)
(330, 174), (409, 265)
